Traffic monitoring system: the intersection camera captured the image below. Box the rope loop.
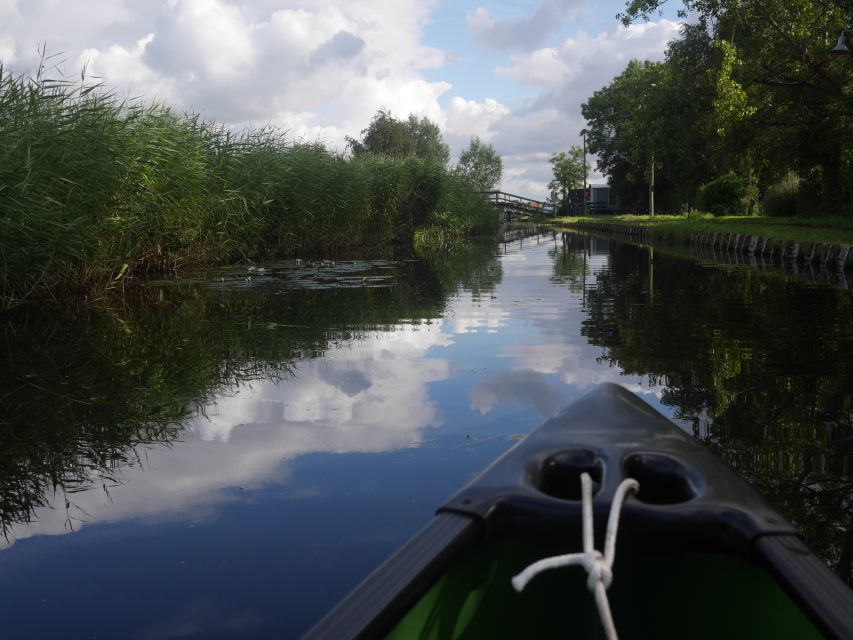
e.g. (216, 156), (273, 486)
(511, 472), (639, 640)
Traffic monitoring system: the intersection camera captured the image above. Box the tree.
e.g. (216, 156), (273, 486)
(407, 115), (451, 166)
(548, 147), (586, 210)
(454, 136), (502, 191)
(347, 109), (450, 165)
(581, 29), (773, 213)
(612, 0), (853, 216)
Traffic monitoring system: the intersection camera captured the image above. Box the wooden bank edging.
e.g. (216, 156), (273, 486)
(572, 222), (853, 271)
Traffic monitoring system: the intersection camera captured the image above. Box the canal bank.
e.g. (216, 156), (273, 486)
(558, 219), (853, 285)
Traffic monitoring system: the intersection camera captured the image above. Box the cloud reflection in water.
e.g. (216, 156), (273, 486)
(1, 321), (453, 548)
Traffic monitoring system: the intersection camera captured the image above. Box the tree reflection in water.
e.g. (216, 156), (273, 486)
(557, 234), (853, 583)
(0, 241), (502, 539)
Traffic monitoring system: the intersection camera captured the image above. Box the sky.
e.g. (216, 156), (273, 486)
(0, 0), (683, 196)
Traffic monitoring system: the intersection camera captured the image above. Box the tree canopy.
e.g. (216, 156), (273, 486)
(454, 136), (503, 191)
(583, 0), (853, 216)
(548, 147), (587, 206)
(347, 109), (450, 165)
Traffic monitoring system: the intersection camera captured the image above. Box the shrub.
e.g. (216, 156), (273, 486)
(696, 173), (745, 216)
(762, 172), (800, 218)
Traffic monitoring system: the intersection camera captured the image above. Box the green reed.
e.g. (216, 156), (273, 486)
(0, 67), (497, 308)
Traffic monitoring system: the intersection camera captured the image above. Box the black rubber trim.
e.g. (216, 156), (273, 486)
(303, 512), (482, 640)
(754, 534), (853, 640)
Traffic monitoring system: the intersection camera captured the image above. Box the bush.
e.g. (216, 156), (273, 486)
(762, 172), (800, 218)
(696, 173), (745, 216)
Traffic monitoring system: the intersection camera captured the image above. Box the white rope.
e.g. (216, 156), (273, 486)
(511, 473), (639, 640)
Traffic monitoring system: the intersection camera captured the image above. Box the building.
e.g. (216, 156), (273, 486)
(564, 185), (621, 215)
(588, 184), (620, 214)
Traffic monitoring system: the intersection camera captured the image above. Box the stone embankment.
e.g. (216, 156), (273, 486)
(574, 222), (853, 270)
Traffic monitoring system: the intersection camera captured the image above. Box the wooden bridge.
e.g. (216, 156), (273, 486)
(483, 191), (556, 221)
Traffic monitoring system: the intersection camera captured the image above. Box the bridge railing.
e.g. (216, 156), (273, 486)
(481, 191), (556, 218)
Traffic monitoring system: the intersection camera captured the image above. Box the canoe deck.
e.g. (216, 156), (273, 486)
(387, 539), (822, 639)
(305, 384), (853, 639)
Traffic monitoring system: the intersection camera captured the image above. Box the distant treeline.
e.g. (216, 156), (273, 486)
(584, 0), (853, 217)
(0, 68), (498, 308)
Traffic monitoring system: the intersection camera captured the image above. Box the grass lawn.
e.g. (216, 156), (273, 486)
(552, 214), (853, 246)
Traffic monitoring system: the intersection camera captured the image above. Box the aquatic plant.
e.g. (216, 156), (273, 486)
(0, 66), (497, 308)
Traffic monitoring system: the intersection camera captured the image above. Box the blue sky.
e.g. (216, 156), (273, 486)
(0, 0), (683, 195)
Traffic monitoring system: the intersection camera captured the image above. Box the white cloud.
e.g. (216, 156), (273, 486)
(0, 35), (15, 65)
(488, 19), (681, 193)
(443, 96), (510, 156)
(0, 0), (681, 198)
(496, 20), (681, 88)
(81, 34), (179, 103)
(467, 0), (583, 52)
(1, 0), (449, 150)
(144, 0), (258, 82)
(0, 0), (18, 16)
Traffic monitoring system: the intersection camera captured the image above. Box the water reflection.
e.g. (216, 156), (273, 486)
(578, 239), (853, 583)
(1, 228), (852, 639)
(0, 244), (500, 546)
(3, 322), (454, 548)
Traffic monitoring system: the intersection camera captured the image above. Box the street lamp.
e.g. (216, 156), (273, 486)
(833, 30), (852, 54)
(581, 129), (588, 217)
(648, 83), (657, 218)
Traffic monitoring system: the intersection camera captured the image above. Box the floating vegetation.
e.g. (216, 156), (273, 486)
(196, 259), (399, 292)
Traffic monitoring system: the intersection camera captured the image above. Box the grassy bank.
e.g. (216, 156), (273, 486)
(0, 69), (496, 309)
(553, 214), (853, 246)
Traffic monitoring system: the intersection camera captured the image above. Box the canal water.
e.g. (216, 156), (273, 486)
(0, 229), (851, 638)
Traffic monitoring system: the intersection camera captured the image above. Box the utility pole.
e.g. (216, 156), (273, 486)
(581, 129), (588, 217)
(648, 83), (657, 217)
(649, 149), (655, 217)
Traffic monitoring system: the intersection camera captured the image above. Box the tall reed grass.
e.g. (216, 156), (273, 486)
(0, 66), (497, 308)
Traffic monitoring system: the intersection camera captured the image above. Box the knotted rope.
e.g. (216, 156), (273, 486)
(511, 473), (639, 640)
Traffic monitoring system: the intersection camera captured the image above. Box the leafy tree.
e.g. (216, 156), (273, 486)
(347, 109), (414, 157)
(608, 0), (853, 216)
(547, 147), (586, 209)
(454, 136), (503, 191)
(407, 115), (451, 166)
(347, 109), (450, 165)
(581, 51), (725, 212)
(582, 61), (662, 209)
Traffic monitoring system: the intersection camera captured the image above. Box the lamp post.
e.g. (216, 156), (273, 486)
(581, 129), (588, 217)
(833, 29), (852, 55)
(648, 83), (657, 218)
(650, 149), (655, 217)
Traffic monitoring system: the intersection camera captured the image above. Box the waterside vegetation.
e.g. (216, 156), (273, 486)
(0, 67), (497, 309)
(554, 214), (853, 246)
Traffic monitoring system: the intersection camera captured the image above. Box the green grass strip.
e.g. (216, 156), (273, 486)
(553, 214), (853, 245)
